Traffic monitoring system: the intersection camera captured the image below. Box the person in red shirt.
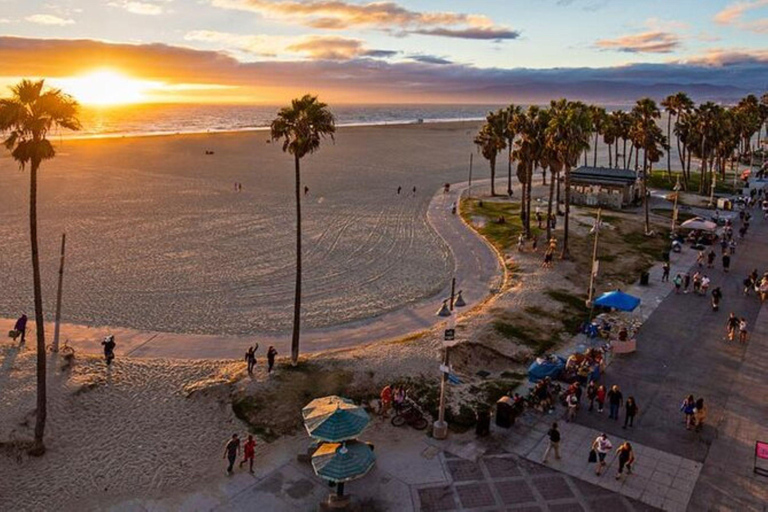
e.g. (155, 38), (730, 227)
(380, 385), (393, 418)
(239, 434), (256, 474)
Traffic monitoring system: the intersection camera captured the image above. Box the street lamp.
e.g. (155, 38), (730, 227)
(671, 178), (681, 235)
(433, 278), (464, 440)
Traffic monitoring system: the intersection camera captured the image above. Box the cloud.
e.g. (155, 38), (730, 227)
(25, 14), (75, 26)
(408, 54), (452, 65)
(714, 0), (768, 33)
(0, 37), (764, 104)
(595, 31), (681, 53)
(209, 0), (517, 40)
(184, 30), (394, 60)
(107, 1), (167, 15)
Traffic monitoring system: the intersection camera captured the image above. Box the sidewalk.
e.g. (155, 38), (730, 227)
(1, 180), (503, 360)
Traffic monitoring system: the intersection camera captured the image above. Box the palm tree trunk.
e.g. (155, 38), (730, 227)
(541, 168), (547, 186)
(593, 132), (598, 167)
(526, 166), (533, 237)
(608, 143), (613, 168)
(643, 153), (650, 234)
(676, 130), (685, 173)
(507, 145), (512, 195)
(561, 165), (571, 259)
(666, 114), (672, 179)
(546, 170), (555, 241)
(490, 157), (497, 196)
(623, 139), (628, 169)
(291, 154), (302, 365)
(29, 159), (47, 456)
(556, 169), (562, 215)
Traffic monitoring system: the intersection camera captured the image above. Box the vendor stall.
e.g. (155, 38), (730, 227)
(593, 290), (641, 354)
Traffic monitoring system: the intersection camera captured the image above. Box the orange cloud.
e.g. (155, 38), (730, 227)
(595, 31), (680, 53)
(714, 0), (768, 33)
(680, 48), (768, 66)
(210, 0), (518, 39)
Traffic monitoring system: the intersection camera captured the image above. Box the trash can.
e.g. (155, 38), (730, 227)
(475, 408), (491, 437)
(640, 271), (650, 286)
(495, 396), (514, 428)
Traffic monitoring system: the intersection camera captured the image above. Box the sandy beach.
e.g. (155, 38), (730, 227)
(0, 121), (483, 336)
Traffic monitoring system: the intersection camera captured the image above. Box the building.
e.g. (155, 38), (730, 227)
(570, 167), (638, 209)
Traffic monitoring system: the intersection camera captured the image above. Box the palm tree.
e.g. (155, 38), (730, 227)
(546, 99), (592, 259)
(502, 104), (521, 196)
(0, 79), (80, 455)
(663, 92), (694, 181)
(270, 95), (335, 366)
(630, 98), (666, 234)
(589, 105), (607, 167)
(474, 110), (507, 197)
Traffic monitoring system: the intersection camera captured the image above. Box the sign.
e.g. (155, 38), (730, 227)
(439, 364), (451, 374)
(755, 441), (768, 477)
(444, 328), (455, 341)
(447, 373), (461, 385)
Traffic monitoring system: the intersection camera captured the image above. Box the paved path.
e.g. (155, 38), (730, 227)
(1, 180), (504, 360)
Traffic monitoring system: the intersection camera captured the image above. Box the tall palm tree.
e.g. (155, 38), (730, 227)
(502, 104), (521, 196)
(589, 105), (607, 167)
(270, 95), (335, 366)
(660, 94), (677, 180)
(665, 92), (694, 180)
(510, 105), (548, 236)
(0, 79), (80, 455)
(474, 110), (507, 197)
(546, 99), (592, 259)
(630, 98), (666, 234)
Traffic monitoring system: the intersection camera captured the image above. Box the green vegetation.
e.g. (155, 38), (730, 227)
(651, 208), (697, 223)
(460, 198), (543, 253)
(647, 170), (738, 194)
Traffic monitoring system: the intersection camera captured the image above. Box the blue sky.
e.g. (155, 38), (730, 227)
(0, 0), (766, 103)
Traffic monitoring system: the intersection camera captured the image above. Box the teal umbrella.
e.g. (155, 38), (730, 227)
(311, 440), (376, 494)
(302, 396), (370, 443)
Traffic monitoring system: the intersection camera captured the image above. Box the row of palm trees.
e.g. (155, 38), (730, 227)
(474, 92), (768, 254)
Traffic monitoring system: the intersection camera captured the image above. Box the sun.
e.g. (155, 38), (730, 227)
(52, 70), (162, 106)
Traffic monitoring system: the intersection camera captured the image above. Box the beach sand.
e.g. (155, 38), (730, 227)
(0, 122), (482, 335)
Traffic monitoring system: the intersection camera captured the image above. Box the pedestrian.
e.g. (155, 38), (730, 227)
(623, 396), (638, 428)
(683, 272), (691, 294)
(726, 312), (739, 341)
(587, 381), (597, 412)
(720, 237), (728, 254)
(517, 233), (525, 252)
(101, 335), (116, 366)
(380, 384), (393, 417)
(542, 422), (561, 463)
(267, 346), (277, 373)
(743, 275), (754, 296)
(245, 345), (258, 375)
(536, 211), (543, 229)
(224, 433), (240, 475)
(543, 249), (554, 268)
(673, 273), (683, 294)
(412, 186), (416, 196)
(239, 434), (256, 474)
(397, 186), (401, 195)
(13, 313), (27, 344)
(596, 384), (606, 413)
(607, 385), (623, 420)
(393, 385), (406, 411)
(615, 442), (635, 480)
(711, 286), (722, 311)
(661, 262), (670, 282)
(592, 433), (613, 476)
(681, 394), (696, 430)
(696, 251), (705, 268)
(304, 185), (309, 196)
(451, 202), (457, 215)
(729, 239), (736, 255)
(722, 253), (731, 273)
(693, 398), (707, 432)
(739, 317), (748, 344)
(707, 249), (716, 268)
(566, 392), (579, 422)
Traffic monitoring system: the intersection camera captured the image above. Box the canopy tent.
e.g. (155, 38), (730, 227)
(594, 290), (641, 312)
(680, 217), (718, 232)
(527, 355), (566, 382)
(302, 396), (370, 443)
(311, 440), (376, 483)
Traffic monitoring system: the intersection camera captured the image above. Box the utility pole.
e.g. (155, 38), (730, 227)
(433, 277), (456, 440)
(52, 233), (66, 353)
(586, 209), (602, 320)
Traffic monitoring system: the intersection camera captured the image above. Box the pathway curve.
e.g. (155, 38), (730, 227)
(0, 180), (504, 360)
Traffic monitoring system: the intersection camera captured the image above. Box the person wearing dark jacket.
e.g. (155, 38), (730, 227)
(623, 396), (639, 428)
(13, 314), (28, 344)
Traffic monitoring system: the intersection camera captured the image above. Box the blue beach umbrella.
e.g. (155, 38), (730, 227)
(593, 290), (641, 312)
(311, 440), (376, 484)
(302, 396), (370, 442)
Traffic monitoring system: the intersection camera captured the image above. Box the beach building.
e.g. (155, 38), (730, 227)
(570, 167), (638, 209)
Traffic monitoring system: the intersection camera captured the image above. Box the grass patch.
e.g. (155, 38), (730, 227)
(524, 305), (557, 319)
(647, 170), (737, 195)
(651, 208), (697, 223)
(460, 198), (544, 252)
(493, 320), (557, 356)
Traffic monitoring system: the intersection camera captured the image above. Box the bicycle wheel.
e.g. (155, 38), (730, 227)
(391, 415), (407, 427)
(412, 417), (429, 430)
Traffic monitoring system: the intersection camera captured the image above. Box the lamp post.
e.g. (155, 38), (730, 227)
(586, 209), (602, 321)
(433, 277), (463, 440)
(671, 178), (681, 235)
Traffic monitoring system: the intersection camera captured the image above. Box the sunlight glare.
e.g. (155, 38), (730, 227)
(52, 70), (162, 106)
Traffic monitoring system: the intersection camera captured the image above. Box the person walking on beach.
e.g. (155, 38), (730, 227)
(304, 185), (309, 196)
(13, 313), (27, 344)
(592, 433), (612, 476)
(224, 433), (240, 475)
(412, 186), (417, 196)
(266, 346), (277, 373)
(681, 394), (696, 429)
(586, 381), (597, 412)
(542, 422), (561, 463)
(596, 384), (606, 413)
(726, 313), (739, 341)
(607, 385), (623, 420)
(239, 434), (256, 474)
(245, 345), (258, 375)
(101, 335), (116, 366)
(739, 317), (749, 344)
(615, 442), (635, 480)
(623, 396), (638, 428)
(661, 262), (670, 282)
(397, 186), (401, 195)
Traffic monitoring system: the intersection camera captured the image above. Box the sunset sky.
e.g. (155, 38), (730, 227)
(0, 0), (766, 104)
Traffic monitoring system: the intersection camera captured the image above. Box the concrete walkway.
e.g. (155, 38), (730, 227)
(1, 180), (504, 360)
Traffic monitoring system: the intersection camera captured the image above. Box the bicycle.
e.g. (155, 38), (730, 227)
(391, 400), (429, 430)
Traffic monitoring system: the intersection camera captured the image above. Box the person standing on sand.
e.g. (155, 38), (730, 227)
(304, 185), (309, 196)
(13, 313), (27, 344)
(224, 434), (240, 475)
(267, 346), (277, 373)
(245, 345), (258, 375)
(542, 422), (561, 463)
(412, 186), (417, 196)
(239, 434), (256, 474)
(397, 186), (402, 195)
(101, 335), (116, 366)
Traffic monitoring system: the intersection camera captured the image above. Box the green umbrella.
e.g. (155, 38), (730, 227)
(302, 396), (370, 443)
(311, 440), (376, 497)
